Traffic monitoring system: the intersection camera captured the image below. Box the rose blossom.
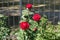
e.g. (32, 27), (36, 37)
(32, 13), (41, 21)
(26, 4), (32, 9)
(20, 22), (30, 30)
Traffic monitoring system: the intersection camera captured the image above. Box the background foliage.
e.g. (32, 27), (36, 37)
(0, 14), (10, 40)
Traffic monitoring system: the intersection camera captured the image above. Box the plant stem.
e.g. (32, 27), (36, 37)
(23, 32), (25, 40)
(37, 21), (39, 28)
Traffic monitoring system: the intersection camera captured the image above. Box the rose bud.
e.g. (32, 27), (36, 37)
(33, 28), (37, 31)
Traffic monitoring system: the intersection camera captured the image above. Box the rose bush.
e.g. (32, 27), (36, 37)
(14, 3), (60, 40)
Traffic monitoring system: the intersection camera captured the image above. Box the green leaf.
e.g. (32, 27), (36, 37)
(15, 29), (24, 40)
(0, 14), (4, 17)
(22, 9), (34, 16)
(29, 19), (38, 30)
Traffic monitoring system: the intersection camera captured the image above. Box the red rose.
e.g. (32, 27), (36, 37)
(26, 4), (32, 9)
(32, 13), (41, 21)
(20, 22), (30, 30)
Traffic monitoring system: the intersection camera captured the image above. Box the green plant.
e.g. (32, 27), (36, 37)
(0, 14), (10, 40)
(14, 4), (60, 40)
